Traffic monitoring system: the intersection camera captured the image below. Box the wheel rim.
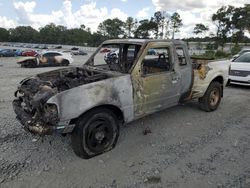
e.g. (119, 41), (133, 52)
(85, 118), (114, 153)
(209, 88), (220, 106)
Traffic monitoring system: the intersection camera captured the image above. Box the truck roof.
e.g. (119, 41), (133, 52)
(103, 39), (186, 46)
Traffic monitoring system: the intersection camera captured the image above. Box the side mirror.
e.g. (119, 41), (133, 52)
(179, 57), (187, 66)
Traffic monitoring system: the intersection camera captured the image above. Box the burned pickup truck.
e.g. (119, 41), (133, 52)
(13, 39), (229, 159)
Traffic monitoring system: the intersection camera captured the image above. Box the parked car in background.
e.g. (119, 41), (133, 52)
(15, 49), (24, 56)
(0, 49), (16, 57)
(22, 50), (38, 57)
(228, 52), (250, 86)
(147, 48), (156, 55)
(71, 47), (79, 51)
(104, 49), (119, 64)
(40, 45), (48, 49)
(54, 46), (62, 49)
(100, 48), (111, 53)
(72, 50), (88, 56)
(104, 49), (135, 64)
(232, 49), (250, 60)
(17, 51), (73, 68)
(62, 50), (72, 54)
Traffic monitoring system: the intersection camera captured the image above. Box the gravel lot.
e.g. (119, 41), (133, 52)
(0, 51), (250, 188)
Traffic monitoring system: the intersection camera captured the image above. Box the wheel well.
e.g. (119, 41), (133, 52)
(212, 76), (223, 85)
(70, 105), (124, 125)
(211, 76), (224, 97)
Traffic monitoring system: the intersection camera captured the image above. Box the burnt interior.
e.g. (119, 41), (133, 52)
(37, 67), (110, 92)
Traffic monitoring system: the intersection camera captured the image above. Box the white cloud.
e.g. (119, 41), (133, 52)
(12, 0), (128, 31)
(13, 1), (36, 13)
(0, 16), (16, 28)
(109, 8), (128, 20)
(74, 2), (109, 31)
(152, 0), (249, 38)
(152, 0), (249, 11)
(121, 0), (127, 2)
(136, 7), (150, 18)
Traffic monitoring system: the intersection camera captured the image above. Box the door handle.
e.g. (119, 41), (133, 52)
(172, 75), (180, 81)
(172, 75), (180, 83)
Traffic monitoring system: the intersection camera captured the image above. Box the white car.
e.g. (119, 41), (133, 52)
(229, 52), (250, 86)
(17, 51), (73, 68)
(41, 51), (73, 64)
(232, 49), (250, 60)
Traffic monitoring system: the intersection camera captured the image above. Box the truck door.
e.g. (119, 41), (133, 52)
(175, 44), (193, 101)
(131, 42), (182, 118)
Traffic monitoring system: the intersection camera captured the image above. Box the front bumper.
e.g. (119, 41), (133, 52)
(13, 99), (55, 135)
(13, 99), (75, 135)
(229, 75), (250, 86)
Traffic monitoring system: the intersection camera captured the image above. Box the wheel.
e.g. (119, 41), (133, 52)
(71, 108), (120, 159)
(61, 60), (69, 66)
(24, 60), (36, 68)
(226, 79), (231, 86)
(199, 81), (222, 112)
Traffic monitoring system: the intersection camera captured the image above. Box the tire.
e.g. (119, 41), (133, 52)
(199, 81), (222, 112)
(71, 108), (120, 159)
(226, 79), (231, 86)
(61, 60), (69, 66)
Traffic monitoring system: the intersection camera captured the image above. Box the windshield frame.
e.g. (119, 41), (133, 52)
(85, 41), (146, 74)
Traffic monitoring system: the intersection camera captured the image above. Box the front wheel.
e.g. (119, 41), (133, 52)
(199, 81), (222, 112)
(71, 108), (120, 159)
(61, 59), (69, 66)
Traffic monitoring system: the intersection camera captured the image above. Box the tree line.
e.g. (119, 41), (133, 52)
(0, 4), (249, 47)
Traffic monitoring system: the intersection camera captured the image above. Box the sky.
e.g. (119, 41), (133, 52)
(0, 0), (249, 38)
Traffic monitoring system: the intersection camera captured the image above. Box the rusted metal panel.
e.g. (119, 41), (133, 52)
(130, 41), (183, 118)
(192, 60), (229, 98)
(13, 66), (134, 135)
(47, 74), (134, 123)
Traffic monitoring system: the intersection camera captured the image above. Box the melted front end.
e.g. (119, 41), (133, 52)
(13, 67), (110, 135)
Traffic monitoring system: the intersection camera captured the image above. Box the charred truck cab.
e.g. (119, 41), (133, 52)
(13, 39), (229, 159)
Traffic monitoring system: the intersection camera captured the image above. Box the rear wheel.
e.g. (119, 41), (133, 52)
(71, 108), (120, 159)
(199, 81), (222, 112)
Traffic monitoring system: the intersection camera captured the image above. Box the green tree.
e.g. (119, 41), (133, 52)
(212, 6), (234, 48)
(244, 4), (250, 32)
(88, 32), (108, 47)
(230, 5), (250, 44)
(98, 18), (125, 38)
(125, 17), (135, 38)
(170, 12), (183, 39)
(0, 28), (9, 42)
(153, 11), (165, 39)
(63, 28), (92, 45)
(193, 24), (209, 37)
(9, 26), (39, 43)
(39, 23), (67, 44)
(134, 19), (158, 39)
